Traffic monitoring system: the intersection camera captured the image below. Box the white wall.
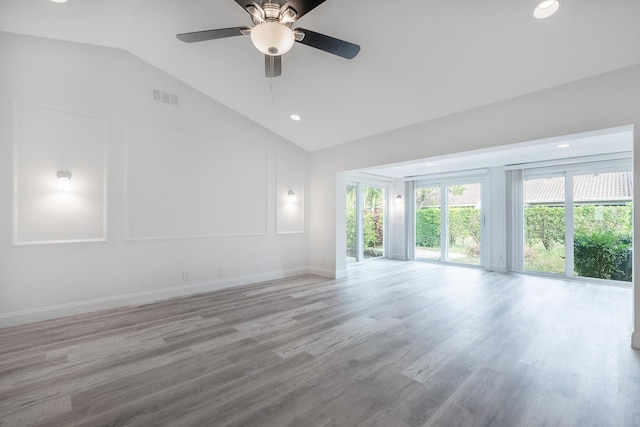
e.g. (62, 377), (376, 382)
(0, 32), (309, 326)
(309, 63), (640, 348)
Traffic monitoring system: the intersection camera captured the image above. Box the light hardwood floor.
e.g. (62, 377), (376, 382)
(1, 260), (639, 426)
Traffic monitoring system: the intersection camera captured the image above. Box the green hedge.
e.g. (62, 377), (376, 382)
(524, 203), (632, 250)
(574, 232), (632, 281)
(448, 207), (480, 246)
(523, 203), (632, 281)
(416, 207), (480, 247)
(346, 209), (384, 255)
(416, 208), (440, 247)
(525, 206), (565, 250)
(346, 209), (357, 257)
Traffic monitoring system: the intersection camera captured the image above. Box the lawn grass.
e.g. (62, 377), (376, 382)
(524, 241), (565, 274)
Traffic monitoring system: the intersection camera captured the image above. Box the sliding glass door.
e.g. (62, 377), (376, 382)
(415, 179), (484, 266)
(448, 183), (482, 265)
(362, 186), (385, 259)
(346, 184), (358, 263)
(524, 175), (566, 274)
(415, 186), (441, 261)
(346, 182), (387, 263)
(572, 171), (633, 281)
(520, 166), (632, 282)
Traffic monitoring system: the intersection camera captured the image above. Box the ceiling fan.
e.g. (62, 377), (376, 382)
(176, 0), (360, 78)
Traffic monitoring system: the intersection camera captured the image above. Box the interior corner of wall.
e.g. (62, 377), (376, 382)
(632, 331), (640, 350)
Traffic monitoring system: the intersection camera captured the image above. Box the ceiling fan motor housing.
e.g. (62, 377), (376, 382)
(263, 3), (282, 20)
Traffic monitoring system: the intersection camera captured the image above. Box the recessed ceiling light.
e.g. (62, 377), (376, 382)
(557, 143), (570, 148)
(50, 0), (68, 3)
(534, 0), (559, 19)
(290, 114), (301, 121)
(426, 163), (435, 166)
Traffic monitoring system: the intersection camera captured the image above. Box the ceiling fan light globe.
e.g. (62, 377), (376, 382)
(250, 22), (295, 56)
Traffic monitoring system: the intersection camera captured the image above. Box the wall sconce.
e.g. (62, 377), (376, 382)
(56, 170), (72, 191)
(287, 190), (298, 203)
(396, 194), (402, 202)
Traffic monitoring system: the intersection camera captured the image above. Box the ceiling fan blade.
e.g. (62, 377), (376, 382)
(265, 55), (282, 78)
(176, 27), (250, 43)
(281, 0), (327, 20)
(295, 28), (360, 59)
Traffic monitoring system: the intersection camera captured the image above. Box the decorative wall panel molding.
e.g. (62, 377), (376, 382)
(277, 152), (305, 234)
(125, 123), (269, 240)
(12, 102), (107, 245)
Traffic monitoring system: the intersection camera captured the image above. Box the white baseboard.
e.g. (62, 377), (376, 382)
(632, 331), (640, 350)
(0, 267), (310, 328)
(488, 264), (508, 273)
(309, 266), (341, 279)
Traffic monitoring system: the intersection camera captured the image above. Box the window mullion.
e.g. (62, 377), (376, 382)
(441, 184), (448, 261)
(565, 173), (575, 277)
(356, 183), (364, 262)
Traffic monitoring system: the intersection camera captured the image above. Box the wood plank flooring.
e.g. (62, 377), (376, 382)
(1, 260), (639, 426)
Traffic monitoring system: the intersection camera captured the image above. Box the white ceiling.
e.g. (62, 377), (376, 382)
(1, 0), (639, 152)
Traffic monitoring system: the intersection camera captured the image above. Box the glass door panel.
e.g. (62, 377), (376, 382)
(524, 176), (565, 274)
(346, 184), (357, 263)
(573, 171), (633, 281)
(415, 186), (441, 260)
(363, 186), (385, 259)
(446, 183), (481, 265)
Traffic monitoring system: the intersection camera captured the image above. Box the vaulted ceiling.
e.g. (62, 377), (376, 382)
(1, 0), (639, 152)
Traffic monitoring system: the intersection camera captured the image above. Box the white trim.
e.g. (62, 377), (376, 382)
(441, 183), (448, 261)
(348, 172), (396, 184)
(276, 151), (305, 234)
(356, 182), (364, 261)
(480, 174), (490, 269)
(406, 180), (416, 260)
(632, 332), (640, 350)
(524, 160), (633, 178)
(309, 266), (342, 279)
(0, 267), (310, 328)
(123, 121), (270, 241)
(12, 100), (109, 245)
(124, 232), (270, 242)
(13, 238), (108, 246)
(489, 263), (508, 273)
(410, 168), (489, 183)
(506, 152), (631, 172)
(506, 170), (524, 272)
(565, 173), (575, 277)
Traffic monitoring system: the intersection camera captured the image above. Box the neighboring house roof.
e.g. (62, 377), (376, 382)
(418, 171), (633, 207)
(525, 171), (633, 205)
(418, 184), (482, 208)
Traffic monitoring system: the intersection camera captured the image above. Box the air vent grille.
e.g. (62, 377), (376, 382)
(152, 89), (179, 106)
